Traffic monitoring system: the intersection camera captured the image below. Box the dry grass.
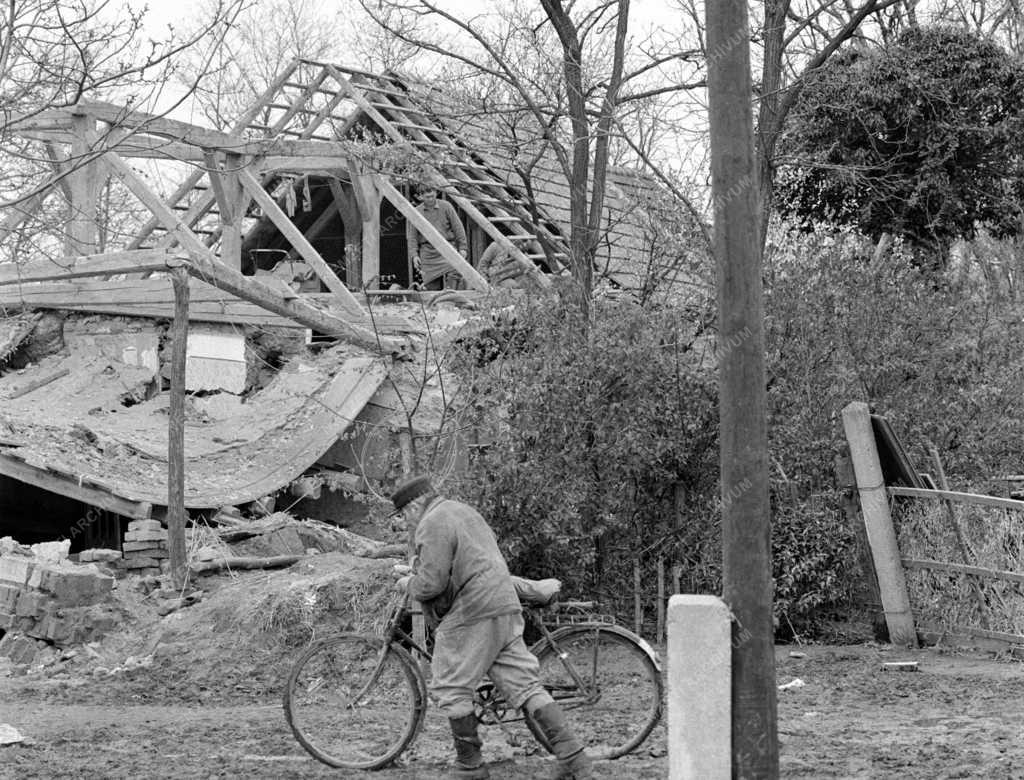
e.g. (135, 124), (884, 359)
(894, 498), (1024, 636)
(253, 566), (404, 647)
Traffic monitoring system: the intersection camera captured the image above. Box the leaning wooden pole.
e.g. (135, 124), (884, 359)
(706, 0), (779, 776)
(168, 266), (190, 588)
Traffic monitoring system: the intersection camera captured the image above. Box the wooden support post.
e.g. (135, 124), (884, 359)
(672, 562), (683, 595)
(328, 178), (363, 288)
(206, 152), (246, 270)
(354, 173), (381, 287)
(841, 402), (917, 646)
(66, 113), (100, 256)
(168, 266), (190, 589)
(707, 0), (779, 773)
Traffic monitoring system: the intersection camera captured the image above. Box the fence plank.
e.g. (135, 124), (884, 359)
(889, 486), (1024, 512)
(902, 557), (1024, 585)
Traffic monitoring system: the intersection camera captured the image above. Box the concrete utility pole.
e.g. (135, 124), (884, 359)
(705, 0), (779, 776)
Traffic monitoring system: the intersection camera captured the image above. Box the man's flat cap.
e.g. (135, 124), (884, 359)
(390, 474), (434, 512)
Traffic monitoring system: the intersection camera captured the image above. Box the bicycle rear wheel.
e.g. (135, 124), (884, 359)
(283, 634), (426, 769)
(526, 625), (663, 760)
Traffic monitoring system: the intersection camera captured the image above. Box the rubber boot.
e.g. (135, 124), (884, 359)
(531, 702), (594, 779)
(448, 714), (490, 779)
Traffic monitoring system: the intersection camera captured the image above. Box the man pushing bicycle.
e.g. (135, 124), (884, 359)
(390, 474), (593, 780)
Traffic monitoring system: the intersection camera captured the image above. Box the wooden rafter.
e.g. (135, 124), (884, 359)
(0, 249), (182, 286)
(237, 166), (360, 312)
(101, 151), (402, 352)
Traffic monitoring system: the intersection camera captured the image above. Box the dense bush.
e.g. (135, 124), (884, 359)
(447, 296), (720, 617)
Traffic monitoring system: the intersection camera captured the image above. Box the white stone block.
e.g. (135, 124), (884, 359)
(668, 594), (731, 780)
(185, 326), (247, 394)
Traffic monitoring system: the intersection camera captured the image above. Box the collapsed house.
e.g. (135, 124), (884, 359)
(0, 59), (690, 557)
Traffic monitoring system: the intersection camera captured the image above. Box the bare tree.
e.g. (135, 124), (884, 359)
(176, 0), (419, 133)
(0, 0), (246, 260)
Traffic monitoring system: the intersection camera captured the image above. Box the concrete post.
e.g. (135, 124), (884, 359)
(668, 594), (731, 780)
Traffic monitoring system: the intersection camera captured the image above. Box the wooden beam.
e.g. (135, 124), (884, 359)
(355, 82), (549, 288)
(0, 453), (152, 519)
(902, 558), (1024, 586)
(257, 157), (349, 173)
(181, 252), (404, 352)
(0, 249), (180, 286)
(374, 175), (489, 291)
(103, 151), (402, 351)
(43, 142), (74, 202)
(0, 189), (55, 246)
(104, 152), (214, 257)
(889, 486), (1024, 512)
(842, 401), (917, 646)
(237, 167), (362, 313)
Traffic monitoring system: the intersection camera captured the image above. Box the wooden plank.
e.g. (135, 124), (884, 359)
(0, 453), (152, 519)
(902, 558), (1024, 585)
(7, 368), (70, 399)
(888, 486), (1024, 512)
(374, 176), (489, 291)
(237, 167), (362, 313)
(0, 249), (179, 286)
(842, 401), (917, 646)
(917, 620), (1024, 646)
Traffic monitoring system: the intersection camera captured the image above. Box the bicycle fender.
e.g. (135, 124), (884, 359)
(532, 623), (663, 673)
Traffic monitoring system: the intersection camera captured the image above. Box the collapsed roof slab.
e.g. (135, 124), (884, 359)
(0, 339), (388, 511)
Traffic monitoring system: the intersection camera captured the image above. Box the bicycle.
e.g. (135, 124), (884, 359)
(282, 582), (664, 770)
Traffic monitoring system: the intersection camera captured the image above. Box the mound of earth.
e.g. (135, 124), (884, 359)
(10, 552), (403, 706)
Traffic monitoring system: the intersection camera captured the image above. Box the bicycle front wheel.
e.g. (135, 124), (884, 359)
(283, 634), (426, 769)
(526, 625), (663, 760)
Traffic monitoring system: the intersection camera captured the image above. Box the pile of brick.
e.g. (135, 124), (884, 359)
(0, 539), (119, 664)
(121, 519), (169, 577)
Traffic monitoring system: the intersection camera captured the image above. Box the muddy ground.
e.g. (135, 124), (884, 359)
(0, 557), (1022, 778)
(2, 643), (1023, 778)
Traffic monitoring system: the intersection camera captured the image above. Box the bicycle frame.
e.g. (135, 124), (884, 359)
(379, 599), (645, 718)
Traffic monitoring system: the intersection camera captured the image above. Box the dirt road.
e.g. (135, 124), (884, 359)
(1, 644), (1022, 779)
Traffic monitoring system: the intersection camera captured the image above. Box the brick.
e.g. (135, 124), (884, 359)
(78, 549), (123, 563)
(124, 529), (168, 543)
(0, 584), (20, 611)
(122, 557), (160, 569)
(125, 548), (168, 559)
(0, 556), (34, 586)
(122, 540), (167, 553)
(127, 519), (164, 533)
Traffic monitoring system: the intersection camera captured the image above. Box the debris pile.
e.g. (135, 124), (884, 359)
(0, 538), (119, 666)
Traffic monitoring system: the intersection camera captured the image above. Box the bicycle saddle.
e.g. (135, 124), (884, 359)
(511, 576), (562, 606)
